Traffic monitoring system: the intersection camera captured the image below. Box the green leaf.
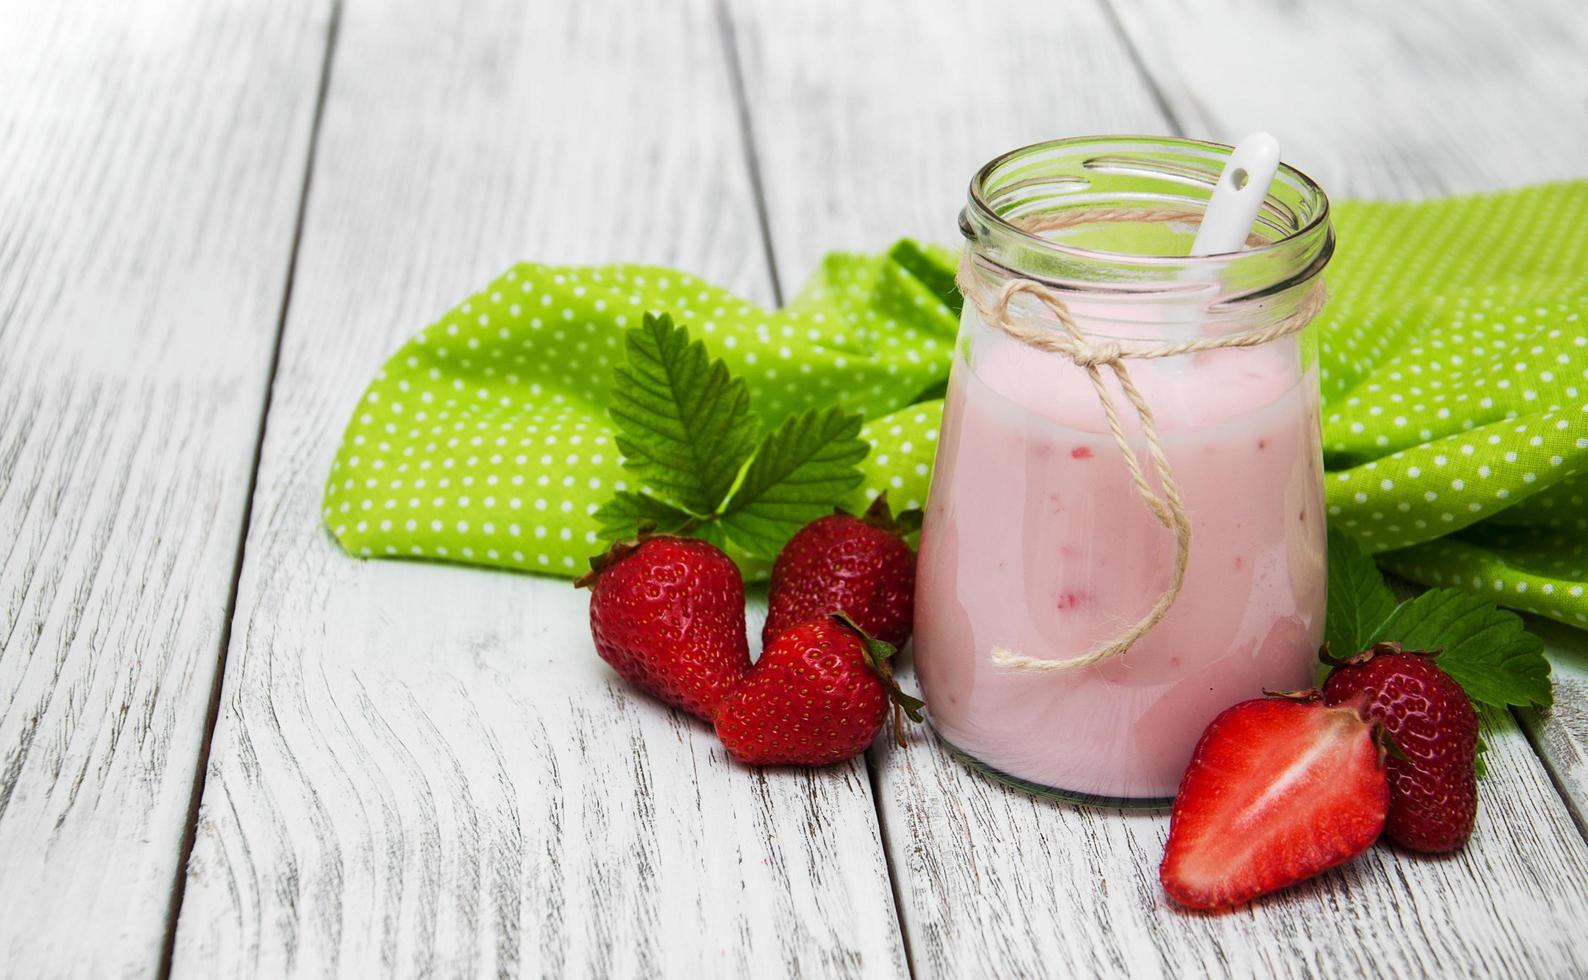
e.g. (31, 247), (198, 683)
(719, 406), (868, 557)
(1325, 527), (1397, 655)
(1475, 735), (1489, 780)
(1369, 588), (1552, 709)
(833, 612), (925, 724)
(691, 520), (730, 552)
(593, 491), (693, 540)
(608, 313), (758, 514)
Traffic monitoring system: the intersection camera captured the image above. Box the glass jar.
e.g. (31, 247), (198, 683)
(914, 136), (1334, 806)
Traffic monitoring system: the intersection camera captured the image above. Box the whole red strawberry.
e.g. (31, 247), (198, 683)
(579, 535), (751, 720)
(1323, 642), (1479, 853)
(1160, 695), (1389, 910)
(763, 494), (918, 649)
(715, 613), (924, 766)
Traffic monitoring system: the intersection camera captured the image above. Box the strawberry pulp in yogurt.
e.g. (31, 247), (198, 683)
(913, 311), (1327, 802)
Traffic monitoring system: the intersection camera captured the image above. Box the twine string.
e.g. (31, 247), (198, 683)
(954, 210), (1325, 672)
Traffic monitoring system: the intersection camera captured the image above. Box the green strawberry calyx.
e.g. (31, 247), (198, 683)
(829, 611), (926, 744)
(574, 520), (702, 589)
(848, 490), (924, 538)
(1318, 640), (1443, 669)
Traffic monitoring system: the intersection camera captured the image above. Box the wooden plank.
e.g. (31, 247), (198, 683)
(0, 1), (329, 975)
(1105, 0), (1588, 199)
(728, 0), (1588, 975)
(168, 0), (908, 975)
(723, 0), (1167, 282)
(1520, 618), (1588, 834)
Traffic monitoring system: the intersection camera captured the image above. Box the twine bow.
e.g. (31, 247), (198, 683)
(954, 216), (1325, 672)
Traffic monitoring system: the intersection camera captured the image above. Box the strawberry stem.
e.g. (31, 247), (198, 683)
(856, 491), (923, 537)
(1319, 640), (1445, 668)
(576, 528), (659, 589)
(862, 491), (894, 526)
(829, 612), (926, 728)
(1263, 688), (1324, 702)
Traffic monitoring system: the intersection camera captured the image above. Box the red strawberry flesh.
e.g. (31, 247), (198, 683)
(1160, 697), (1388, 910)
(584, 536), (751, 720)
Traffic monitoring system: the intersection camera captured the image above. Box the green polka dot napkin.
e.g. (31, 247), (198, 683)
(324, 182), (1588, 630)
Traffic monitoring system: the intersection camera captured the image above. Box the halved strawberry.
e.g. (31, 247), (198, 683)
(1160, 696), (1389, 910)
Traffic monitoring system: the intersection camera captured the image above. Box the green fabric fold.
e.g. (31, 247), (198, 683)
(324, 183), (1588, 630)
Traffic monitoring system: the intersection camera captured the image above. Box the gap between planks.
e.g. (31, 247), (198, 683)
(0, 0), (335, 974)
(167, 0), (906, 974)
(710, 0), (925, 974)
(709, 1), (1156, 974)
(714, 0), (786, 308)
(709, 1), (1234, 974)
(157, 3), (346, 977)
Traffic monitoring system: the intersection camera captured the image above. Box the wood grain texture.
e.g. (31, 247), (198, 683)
(730, 0), (1588, 975)
(723, 0), (1171, 285)
(0, 0), (328, 975)
(874, 711), (1588, 978)
(1519, 618), (1588, 835)
(1104, 0), (1588, 199)
(169, 0), (908, 975)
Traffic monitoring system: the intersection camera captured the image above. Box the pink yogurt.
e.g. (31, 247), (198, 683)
(914, 316), (1327, 802)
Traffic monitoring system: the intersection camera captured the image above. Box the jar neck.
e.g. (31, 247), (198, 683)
(959, 136), (1333, 330)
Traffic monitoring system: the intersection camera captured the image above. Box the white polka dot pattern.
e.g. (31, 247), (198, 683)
(1317, 183), (1588, 627)
(323, 242), (958, 576)
(324, 185), (1588, 629)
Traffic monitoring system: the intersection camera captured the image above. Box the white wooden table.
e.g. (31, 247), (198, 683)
(5, 1), (1588, 976)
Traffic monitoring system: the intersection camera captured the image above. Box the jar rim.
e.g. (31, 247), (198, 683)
(963, 135), (1331, 274)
